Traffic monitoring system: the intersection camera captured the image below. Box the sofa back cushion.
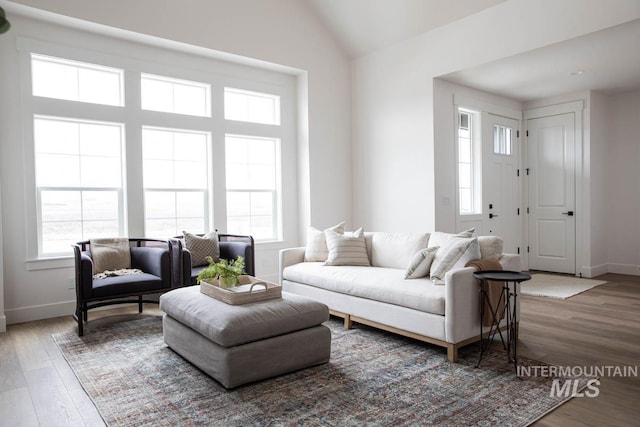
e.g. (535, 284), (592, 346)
(370, 232), (430, 269)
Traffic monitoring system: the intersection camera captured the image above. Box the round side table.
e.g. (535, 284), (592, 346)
(472, 270), (531, 374)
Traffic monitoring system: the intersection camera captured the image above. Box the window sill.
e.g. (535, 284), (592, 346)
(26, 256), (74, 271)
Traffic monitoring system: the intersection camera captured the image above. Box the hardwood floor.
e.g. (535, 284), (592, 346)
(520, 273), (640, 427)
(1, 273), (638, 426)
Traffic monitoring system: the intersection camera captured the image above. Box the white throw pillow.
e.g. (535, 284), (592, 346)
(428, 227), (475, 249)
(430, 236), (479, 285)
(478, 235), (504, 259)
(405, 246), (439, 279)
(371, 232), (430, 269)
(304, 222), (345, 262)
(324, 227), (370, 266)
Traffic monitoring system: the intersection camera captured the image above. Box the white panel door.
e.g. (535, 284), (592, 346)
(483, 114), (520, 254)
(527, 113), (576, 274)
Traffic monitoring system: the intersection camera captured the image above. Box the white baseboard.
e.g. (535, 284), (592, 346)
(5, 300), (76, 325)
(582, 264), (608, 278)
(0, 314), (6, 333)
(607, 263), (640, 276)
(4, 299), (151, 325)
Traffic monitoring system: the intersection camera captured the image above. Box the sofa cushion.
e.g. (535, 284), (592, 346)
(324, 227), (370, 266)
(428, 228), (475, 249)
(283, 263), (445, 315)
(430, 236), (480, 285)
(405, 246), (439, 279)
(304, 222), (345, 262)
(370, 232), (430, 269)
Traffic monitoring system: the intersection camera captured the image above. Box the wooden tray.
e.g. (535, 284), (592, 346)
(200, 275), (282, 305)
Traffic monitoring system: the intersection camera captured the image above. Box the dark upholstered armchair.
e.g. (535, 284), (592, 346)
(72, 238), (173, 336)
(172, 233), (255, 286)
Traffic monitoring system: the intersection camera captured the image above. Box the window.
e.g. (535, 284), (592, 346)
(23, 38), (293, 263)
(225, 135), (280, 241)
(457, 109), (481, 215)
(142, 127), (210, 237)
(141, 73), (211, 117)
(224, 87), (280, 125)
(34, 116), (124, 255)
(493, 124), (512, 155)
(31, 54), (124, 106)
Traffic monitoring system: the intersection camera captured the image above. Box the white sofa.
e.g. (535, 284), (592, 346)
(279, 230), (522, 362)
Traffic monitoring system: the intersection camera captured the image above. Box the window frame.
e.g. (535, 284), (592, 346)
(18, 36), (297, 268)
(141, 125), (213, 238)
(456, 108), (483, 216)
(32, 114), (127, 257)
(141, 72), (212, 118)
(224, 133), (282, 242)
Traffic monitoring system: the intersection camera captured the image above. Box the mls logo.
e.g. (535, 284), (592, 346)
(550, 379), (600, 398)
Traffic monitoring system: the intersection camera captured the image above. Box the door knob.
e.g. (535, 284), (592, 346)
(489, 213), (499, 219)
(561, 211), (574, 216)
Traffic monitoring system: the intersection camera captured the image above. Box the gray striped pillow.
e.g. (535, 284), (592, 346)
(324, 227), (370, 266)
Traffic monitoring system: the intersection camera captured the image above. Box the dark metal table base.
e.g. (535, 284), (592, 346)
(473, 270), (531, 374)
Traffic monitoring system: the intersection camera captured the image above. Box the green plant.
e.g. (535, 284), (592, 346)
(197, 255), (245, 288)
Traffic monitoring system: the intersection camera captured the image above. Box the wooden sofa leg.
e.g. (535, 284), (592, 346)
(447, 344), (458, 362)
(138, 296), (143, 313)
(344, 314), (353, 330)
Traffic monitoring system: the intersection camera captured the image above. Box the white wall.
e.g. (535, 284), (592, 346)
(0, 0), (351, 323)
(605, 90), (640, 274)
(352, 0), (640, 234)
(588, 91), (609, 276)
(0, 183), (5, 332)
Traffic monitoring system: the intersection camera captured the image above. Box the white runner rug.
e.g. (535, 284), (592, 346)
(521, 274), (607, 299)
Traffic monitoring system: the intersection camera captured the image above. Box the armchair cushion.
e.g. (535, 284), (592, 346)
(91, 273), (164, 298)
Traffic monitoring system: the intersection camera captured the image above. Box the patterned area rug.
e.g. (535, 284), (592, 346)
(53, 316), (585, 426)
(522, 274), (607, 299)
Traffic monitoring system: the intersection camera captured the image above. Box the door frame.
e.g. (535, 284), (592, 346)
(524, 100), (584, 276)
(453, 94), (524, 253)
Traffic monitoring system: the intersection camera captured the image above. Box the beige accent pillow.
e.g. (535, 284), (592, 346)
(90, 237), (130, 274)
(428, 227), (475, 249)
(430, 236), (479, 285)
(478, 235), (504, 259)
(405, 246), (439, 279)
(304, 222), (345, 262)
(324, 227), (370, 266)
(184, 230), (219, 267)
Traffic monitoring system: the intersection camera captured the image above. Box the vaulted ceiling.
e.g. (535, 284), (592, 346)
(306, 0), (506, 58)
(305, 1), (640, 101)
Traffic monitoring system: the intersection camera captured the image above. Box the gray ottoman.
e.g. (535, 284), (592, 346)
(159, 286), (331, 388)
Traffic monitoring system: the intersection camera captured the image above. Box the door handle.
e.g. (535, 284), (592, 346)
(562, 211), (574, 216)
(489, 213), (499, 219)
